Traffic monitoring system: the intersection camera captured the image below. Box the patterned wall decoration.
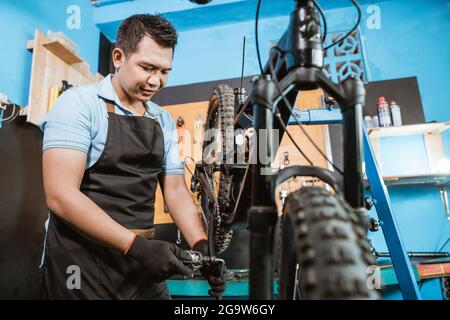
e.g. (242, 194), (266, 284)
(323, 29), (368, 83)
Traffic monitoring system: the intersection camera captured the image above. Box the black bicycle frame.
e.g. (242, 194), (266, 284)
(235, 0), (366, 299)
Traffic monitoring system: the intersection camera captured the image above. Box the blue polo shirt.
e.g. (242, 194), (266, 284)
(38, 74), (184, 175)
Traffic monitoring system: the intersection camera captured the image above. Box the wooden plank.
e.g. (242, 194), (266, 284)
(322, 122), (334, 171)
(163, 101), (210, 164)
(274, 89), (328, 170)
(27, 29), (48, 125)
(154, 101), (210, 225)
(43, 40), (82, 64)
(417, 262), (450, 279)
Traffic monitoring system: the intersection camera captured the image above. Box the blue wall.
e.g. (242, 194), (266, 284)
(0, 0), (100, 107)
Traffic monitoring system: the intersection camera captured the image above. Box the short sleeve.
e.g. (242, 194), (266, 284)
(38, 88), (92, 153)
(160, 112), (185, 175)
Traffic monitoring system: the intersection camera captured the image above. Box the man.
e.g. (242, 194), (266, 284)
(39, 14), (224, 299)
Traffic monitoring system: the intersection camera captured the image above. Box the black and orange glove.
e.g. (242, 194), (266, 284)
(126, 235), (193, 282)
(193, 239), (226, 299)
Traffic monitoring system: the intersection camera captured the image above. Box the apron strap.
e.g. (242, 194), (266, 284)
(102, 99), (147, 117)
(104, 100), (115, 114)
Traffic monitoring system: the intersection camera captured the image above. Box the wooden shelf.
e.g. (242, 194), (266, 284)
(368, 122), (450, 139)
(43, 40), (82, 65)
(26, 29), (103, 125)
(367, 122), (449, 176)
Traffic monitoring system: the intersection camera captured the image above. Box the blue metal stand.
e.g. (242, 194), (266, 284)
(291, 108), (422, 300)
(363, 128), (422, 300)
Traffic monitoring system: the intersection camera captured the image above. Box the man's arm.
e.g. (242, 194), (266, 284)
(43, 148), (135, 252)
(159, 174), (207, 248)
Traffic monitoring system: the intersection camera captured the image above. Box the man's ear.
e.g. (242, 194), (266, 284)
(112, 48), (125, 69)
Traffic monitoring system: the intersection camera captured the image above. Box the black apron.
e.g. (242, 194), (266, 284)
(43, 99), (169, 299)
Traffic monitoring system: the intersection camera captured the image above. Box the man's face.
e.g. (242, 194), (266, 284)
(113, 35), (173, 102)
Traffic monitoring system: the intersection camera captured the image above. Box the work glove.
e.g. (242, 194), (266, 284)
(126, 236), (193, 282)
(194, 239), (226, 299)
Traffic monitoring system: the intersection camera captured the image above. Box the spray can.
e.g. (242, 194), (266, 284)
(389, 100), (402, 126)
(376, 97), (392, 127)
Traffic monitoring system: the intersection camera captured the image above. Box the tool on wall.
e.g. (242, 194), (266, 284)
(176, 116), (185, 157)
(283, 151), (290, 166)
(61, 80), (73, 92)
(0, 92), (21, 125)
(176, 116), (185, 142)
(48, 80), (73, 111)
(278, 151), (291, 205)
(176, 229), (182, 245)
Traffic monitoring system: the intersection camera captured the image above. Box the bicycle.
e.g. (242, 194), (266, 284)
(190, 0), (379, 300)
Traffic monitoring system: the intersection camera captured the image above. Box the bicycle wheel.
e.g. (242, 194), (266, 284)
(200, 84), (235, 255)
(279, 186), (380, 300)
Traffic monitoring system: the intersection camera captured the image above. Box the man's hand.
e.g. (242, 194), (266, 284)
(194, 240), (226, 299)
(127, 236), (193, 282)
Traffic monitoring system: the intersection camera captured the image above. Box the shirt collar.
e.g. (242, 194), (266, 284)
(96, 74), (163, 116)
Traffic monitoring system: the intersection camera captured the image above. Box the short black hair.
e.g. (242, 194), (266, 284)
(115, 14), (178, 56)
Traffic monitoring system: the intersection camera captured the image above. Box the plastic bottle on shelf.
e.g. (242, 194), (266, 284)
(364, 115), (374, 128)
(376, 97), (392, 127)
(372, 115), (379, 127)
(389, 100), (402, 126)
